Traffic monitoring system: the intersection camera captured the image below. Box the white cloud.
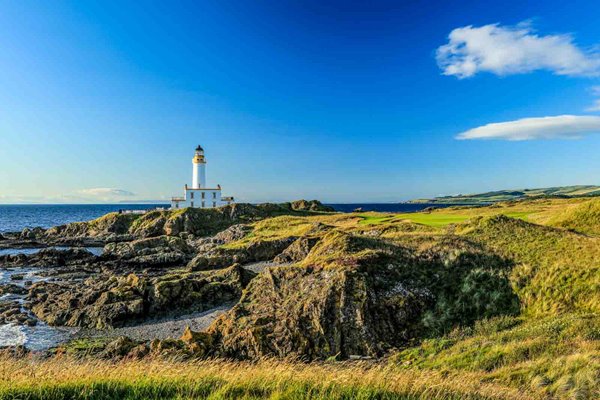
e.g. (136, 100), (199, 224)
(78, 188), (135, 197)
(586, 99), (600, 112)
(456, 115), (600, 140)
(437, 22), (600, 78)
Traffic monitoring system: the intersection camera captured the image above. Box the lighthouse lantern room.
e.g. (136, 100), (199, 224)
(171, 145), (235, 209)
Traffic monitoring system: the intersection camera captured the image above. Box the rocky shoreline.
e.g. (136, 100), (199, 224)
(0, 200), (340, 356)
(0, 199), (523, 362)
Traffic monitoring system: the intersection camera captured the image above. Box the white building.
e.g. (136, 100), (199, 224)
(171, 145), (234, 209)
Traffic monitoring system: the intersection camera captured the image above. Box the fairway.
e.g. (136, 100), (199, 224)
(358, 211), (532, 227)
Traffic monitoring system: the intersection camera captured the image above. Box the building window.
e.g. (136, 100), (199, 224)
(190, 192), (194, 199)
(212, 192), (216, 199)
(191, 201), (194, 207)
(202, 201), (205, 208)
(202, 192), (205, 199)
(213, 201), (216, 208)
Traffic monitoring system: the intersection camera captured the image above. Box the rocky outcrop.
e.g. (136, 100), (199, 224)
(209, 262), (430, 360)
(274, 237), (320, 263)
(0, 283), (27, 296)
(187, 237), (296, 271)
(288, 200), (335, 212)
(37, 201), (334, 245)
(0, 248), (96, 268)
(103, 236), (194, 268)
(28, 265), (255, 329)
(206, 230), (519, 360)
(0, 301), (36, 326)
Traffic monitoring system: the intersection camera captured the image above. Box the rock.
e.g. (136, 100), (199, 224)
(212, 224), (252, 244)
(180, 326), (213, 355)
(28, 265), (255, 329)
(100, 336), (138, 359)
(188, 237), (295, 272)
(274, 237), (320, 263)
(0, 283), (27, 296)
(103, 236), (193, 268)
(0, 300), (33, 326)
(127, 343), (150, 359)
(10, 274), (24, 281)
(207, 231), (433, 360)
(19, 227), (45, 240)
(0, 248), (96, 268)
(289, 200), (335, 212)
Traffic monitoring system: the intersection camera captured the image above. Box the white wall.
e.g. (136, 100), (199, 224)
(171, 188), (233, 209)
(192, 162), (206, 189)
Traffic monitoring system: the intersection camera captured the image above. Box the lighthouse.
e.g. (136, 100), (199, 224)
(171, 145), (235, 209)
(192, 145), (206, 188)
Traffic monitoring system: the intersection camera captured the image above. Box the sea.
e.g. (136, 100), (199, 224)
(0, 203), (454, 233)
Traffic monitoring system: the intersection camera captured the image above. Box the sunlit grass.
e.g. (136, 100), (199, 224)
(0, 357), (538, 400)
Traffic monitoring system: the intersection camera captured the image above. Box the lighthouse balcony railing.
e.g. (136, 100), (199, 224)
(171, 197), (185, 202)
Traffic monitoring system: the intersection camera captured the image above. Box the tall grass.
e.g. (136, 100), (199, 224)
(0, 357), (536, 400)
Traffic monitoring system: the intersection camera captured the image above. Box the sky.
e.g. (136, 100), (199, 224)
(1, 0), (600, 204)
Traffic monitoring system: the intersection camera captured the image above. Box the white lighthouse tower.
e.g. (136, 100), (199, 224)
(171, 145), (235, 209)
(192, 145), (206, 188)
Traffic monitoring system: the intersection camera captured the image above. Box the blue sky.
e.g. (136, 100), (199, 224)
(1, 0), (600, 203)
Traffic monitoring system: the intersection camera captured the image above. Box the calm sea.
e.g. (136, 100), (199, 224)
(0, 204), (167, 233)
(0, 203), (455, 233)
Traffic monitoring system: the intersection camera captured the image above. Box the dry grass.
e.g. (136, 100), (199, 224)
(0, 356), (539, 400)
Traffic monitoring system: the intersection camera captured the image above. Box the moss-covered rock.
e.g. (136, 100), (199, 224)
(206, 230), (520, 360)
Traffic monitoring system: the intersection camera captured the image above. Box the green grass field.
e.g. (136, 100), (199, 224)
(358, 211), (530, 227)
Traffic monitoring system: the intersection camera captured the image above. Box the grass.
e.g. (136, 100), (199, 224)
(0, 357), (538, 400)
(357, 211), (530, 228)
(393, 313), (599, 399)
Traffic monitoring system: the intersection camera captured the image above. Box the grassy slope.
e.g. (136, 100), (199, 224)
(410, 185), (600, 204)
(394, 314), (599, 399)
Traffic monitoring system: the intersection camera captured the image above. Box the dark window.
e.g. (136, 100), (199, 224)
(213, 202), (216, 208)
(202, 201), (205, 208)
(190, 192), (194, 199)
(202, 192), (205, 199)
(191, 201), (194, 207)
(212, 192), (216, 199)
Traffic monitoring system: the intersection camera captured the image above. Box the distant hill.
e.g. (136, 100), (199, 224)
(409, 185), (600, 204)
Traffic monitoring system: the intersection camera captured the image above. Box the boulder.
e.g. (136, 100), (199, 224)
(103, 236), (193, 268)
(0, 248), (96, 268)
(187, 237), (296, 272)
(274, 237), (320, 263)
(100, 336), (139, 359)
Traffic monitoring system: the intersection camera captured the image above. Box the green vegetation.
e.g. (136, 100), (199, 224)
(545, 198), (600, 236)
(359, 212), (470, 227)
(0, 357), (535, 399)
(410, 185), (600, 204)
(393, 313), (599, 399)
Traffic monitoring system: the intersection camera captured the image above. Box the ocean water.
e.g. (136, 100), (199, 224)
(0, 203), (454, 233)
(0, 204), (168, 233)
(327, 203), (457, 213)
(0, 267), (76, 350)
